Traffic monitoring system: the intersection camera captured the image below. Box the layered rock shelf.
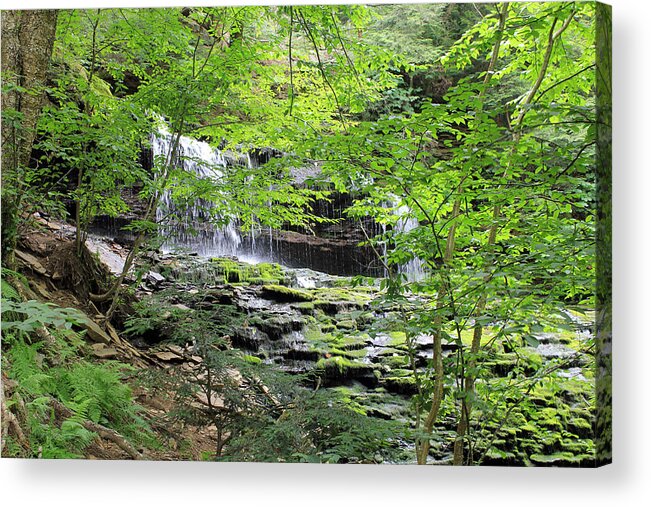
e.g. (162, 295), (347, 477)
(125, 253), (597, 466)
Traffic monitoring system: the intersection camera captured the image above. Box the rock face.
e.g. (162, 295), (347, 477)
(123, 254), (597, 467)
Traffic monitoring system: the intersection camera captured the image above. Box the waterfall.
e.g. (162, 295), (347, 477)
(142, 124), (392, 277)
(382, 199), (426, 282)
(152, 127), (244, 257)
(394, 204), (426, 282)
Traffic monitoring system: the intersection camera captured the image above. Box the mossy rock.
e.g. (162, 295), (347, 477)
(566, 417), (593, 439)
(382, 370), (417, 395)
(530, 452), (584, 467)
(382, 377), (417, 395)
(311, 287), (369, 314)
(316, 356), (375, 379)
(247, 276), (283, 285)
(485, 353), (519, 376)
(256, 262), (284, 279)
(481, 447), (518, 466)
(373, 347), (406, 357)
(333, 333), (369, 350)
(210, 258), (285, 285)
(293, 301), (316, 315)
(260, 284), (314, 302)
(330, 347), (368, 360)
(387, 331), (407, 348)
(559, 438), (594, 454)
(242, 354), (263, 365)
(380, 355), (410, 370)
(314, 299), (362, 314)
(336, 319), (357, 331)
(249, 314), (303, 340)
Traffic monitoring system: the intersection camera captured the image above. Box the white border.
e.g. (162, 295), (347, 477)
(2, 0), (649, 505)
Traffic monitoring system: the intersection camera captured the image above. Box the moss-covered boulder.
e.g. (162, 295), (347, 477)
(260, 284), (314, 302)
(210, 257), (285, 285)
(249, 314), (304, 340)
(381, 369), (418, 395)
(316, 356), (378, 387)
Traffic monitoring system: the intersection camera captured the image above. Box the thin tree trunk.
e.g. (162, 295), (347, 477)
(452, 10), (576, 466)
(415, 3), (509, 465)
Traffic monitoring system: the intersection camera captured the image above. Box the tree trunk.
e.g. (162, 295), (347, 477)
(1, 9), (58, 266)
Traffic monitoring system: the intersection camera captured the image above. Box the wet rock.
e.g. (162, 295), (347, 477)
(382, 374), (418, 395)
(260, 284), (314, 303)
(336, 319), (356, 331)
(316, 356), (378, 387)
(232, 327), (269, 351)
(250, 314), (304, 340)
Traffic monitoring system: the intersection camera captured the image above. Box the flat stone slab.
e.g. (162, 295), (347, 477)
(80, 318), (112, 344)
(91, 344), (119, 358)
(15, 249), (48, 276)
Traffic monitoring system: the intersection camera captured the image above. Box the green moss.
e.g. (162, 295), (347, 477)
(330, 347), (368, 359)
(382, 374), (417, 394)
(518, 348), (543, 369)
(320, 323), (336, 333)
(242, 354), (263, 365)
(387, 331), (407, 348)
(484, 448), (517, 461)
(559, 438), (593, 454)
(518, 423), (539, 435)
(336, 319), (357, 330)
(257, 262), (284, 280)
(260, 284), (314, 302)
(374, 347), (405, 357)
(451, 327), (495, 347)
(246, 277), (280, 285)
(210, 258), (285, 285)
(380, 355), (410, 369)
(294, 301), (316, 314)
(567, 417), (593, 438)
(316, 356), (373, 376)
(311, 287), (370, 313)
(211, 258), (245, 283)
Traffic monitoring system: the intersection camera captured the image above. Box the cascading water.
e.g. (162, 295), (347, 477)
(152, 127), (244, 257)
(144, 125), (409, 278)
(393, 203), (426, 282)
(378, 198), (426, 282)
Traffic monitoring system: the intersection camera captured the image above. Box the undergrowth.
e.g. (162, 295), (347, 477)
(1, 277), (156, 458)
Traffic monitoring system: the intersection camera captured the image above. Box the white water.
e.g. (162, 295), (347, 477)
(150, 127), (425, 280)
(152, 128), (245, 258)
(393, 203), (426, 282)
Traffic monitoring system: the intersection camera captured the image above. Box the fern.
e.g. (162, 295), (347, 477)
(6, 338), (51, 397)
(1, 278), (20, 301)
(1, 268), (25, 324)
(4, 335), (156, 457)
(1, 266), (28, 288)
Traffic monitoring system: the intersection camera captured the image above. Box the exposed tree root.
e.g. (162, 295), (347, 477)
(47, 241), (113, 305)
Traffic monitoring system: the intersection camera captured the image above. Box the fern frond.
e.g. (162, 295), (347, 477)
(1, 279), (20, 301)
